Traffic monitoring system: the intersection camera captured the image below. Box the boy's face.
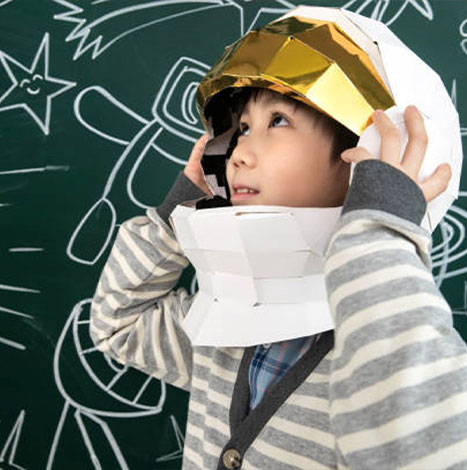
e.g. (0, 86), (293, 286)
(225, 92), (350, 207)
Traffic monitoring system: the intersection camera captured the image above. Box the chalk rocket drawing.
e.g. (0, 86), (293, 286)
(342, 0), (433, 26)
(0, 410), (27, 470)
(47, 299), (167, 470)
(0, 33), (76, 135)
(52, 0), (293, 60)
(461, 18), (467, 55)
(67, 56), (209, 265)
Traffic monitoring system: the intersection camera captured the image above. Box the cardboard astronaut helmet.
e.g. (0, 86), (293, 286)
(196, 5), (463, 232)
(170, 6), (463, 346)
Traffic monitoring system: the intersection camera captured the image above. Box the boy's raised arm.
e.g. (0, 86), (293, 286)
(326, 108), (467, 469)
(89, 165), (206, 391)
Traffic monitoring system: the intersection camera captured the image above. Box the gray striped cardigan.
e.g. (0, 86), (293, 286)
(90, 160), (467, 470)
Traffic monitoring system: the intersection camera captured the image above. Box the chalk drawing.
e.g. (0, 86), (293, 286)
(154, 415), (185, 464)
(0, 0), (14, 6)
(452, 282), (467, 317)
(432, 199), (467, 290)
(461, 18), (467, 55)
(8, 248), (44, 253)
(67, 56), (208, 265)
(430, 79), (467, 293)
(53, 0), (223, 60)
(52, 0), (294, 60)
(47, 299), (166, 469)
(0, 34), (76, 135)
(342, 0), (433, 26)
(0, 166), (69, 176)
(225, 0), (294, 34)
(451, 80), (467, 138)
(0, 410), (27, 470)
(0, 281), (35, 351)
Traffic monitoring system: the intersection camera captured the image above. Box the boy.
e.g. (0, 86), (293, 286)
(90, 8), (467, 470)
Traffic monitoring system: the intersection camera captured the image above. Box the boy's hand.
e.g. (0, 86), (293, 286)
(340, 106), (452, 203)
(184, 133), (212, 195)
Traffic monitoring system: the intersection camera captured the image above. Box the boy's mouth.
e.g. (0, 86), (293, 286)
(231, 184), (259, 201)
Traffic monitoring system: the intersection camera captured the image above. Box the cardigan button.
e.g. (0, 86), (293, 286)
(222, 448), (242, 469)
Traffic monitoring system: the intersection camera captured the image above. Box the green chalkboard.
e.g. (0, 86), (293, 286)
(0, 1), (466, 469)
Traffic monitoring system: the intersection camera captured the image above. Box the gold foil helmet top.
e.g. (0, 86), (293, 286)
(197, 14), (395, 137)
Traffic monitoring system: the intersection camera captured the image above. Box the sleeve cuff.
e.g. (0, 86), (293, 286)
(156, 172), (206, 224)
(342, 159), (427, 225)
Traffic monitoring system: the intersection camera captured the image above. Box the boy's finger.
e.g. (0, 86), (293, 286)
(419, 163), (451, 203)
(372, 110), (401, 165)
(190, 133), (209, 161)
(400, 106), (428, 178)
(341, 146), (375, 164)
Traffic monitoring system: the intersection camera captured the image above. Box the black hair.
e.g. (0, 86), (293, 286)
(226, 87), (359, 163)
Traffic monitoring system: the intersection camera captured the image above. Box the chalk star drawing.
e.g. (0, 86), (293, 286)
(0, 33), (76, 135)
(0, 410), (27, 470)
(52, 0), (293, 60)
(342, 0), (433, 26)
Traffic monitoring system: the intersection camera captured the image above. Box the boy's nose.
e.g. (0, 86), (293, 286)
(230, 141), (257, 168)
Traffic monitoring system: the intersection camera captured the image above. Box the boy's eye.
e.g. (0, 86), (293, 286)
(270, 113), (289, 128)
(239, 123), (250, 136)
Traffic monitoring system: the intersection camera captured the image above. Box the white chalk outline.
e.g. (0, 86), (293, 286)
(154, 415), (185, 463)
(48, 298), (166, 469)
(68, 56), (208, 265)
(0, 284), (35, 350)
(53, 0), (294, 60)
(451, 79), (467, 138)
(0, 166), (69, 175)
(343, 0), (433, 26)
(8, 248), (44, 253)
(0, 33), (76, 135)
(460, 18), (467, 55)
(0, 409), (27, 470)
(53, 0), (224, 60)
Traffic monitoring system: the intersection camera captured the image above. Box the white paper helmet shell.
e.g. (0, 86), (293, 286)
(275, 6), (463, 232)
(170, 204), (341, 346)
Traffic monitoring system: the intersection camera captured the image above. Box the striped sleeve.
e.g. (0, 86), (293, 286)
(325, 160), (467, 469)
(89, 207), (194, 391)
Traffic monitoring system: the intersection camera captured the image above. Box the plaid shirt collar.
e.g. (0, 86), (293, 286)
(248, 334), (320, 410)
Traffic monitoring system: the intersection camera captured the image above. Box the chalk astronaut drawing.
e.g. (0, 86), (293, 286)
(47, 299), (184, 469)
(67, 56), (209, 265)
(52, 0), (294, 61)
(0, 410), (26, 470)
(0, 33), (76, 135)
(342, 0), (433, 26)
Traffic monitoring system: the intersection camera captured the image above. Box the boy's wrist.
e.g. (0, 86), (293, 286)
(157, 172), (206, 225)
(342, 159), (427, 225)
